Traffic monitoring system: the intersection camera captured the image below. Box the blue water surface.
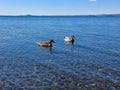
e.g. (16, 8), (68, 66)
(0, 16), (120, 89)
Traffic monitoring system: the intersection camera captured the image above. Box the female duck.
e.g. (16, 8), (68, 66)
(64, 35), (75, 42)
(36, 40), (55, 47)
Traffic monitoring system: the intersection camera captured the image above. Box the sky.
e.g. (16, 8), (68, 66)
(0, 0), (120, 15)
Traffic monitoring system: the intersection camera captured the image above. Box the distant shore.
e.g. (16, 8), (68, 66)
(0, 14), (120, 17)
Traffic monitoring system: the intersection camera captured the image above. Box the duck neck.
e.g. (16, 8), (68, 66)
(71, 38), (74, 42)
(49, 42), (52, 46)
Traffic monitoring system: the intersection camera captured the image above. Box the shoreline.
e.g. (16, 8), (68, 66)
(0, 14), (120, 17)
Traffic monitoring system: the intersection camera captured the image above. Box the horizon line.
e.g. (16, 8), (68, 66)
(0, 14), (120, 17)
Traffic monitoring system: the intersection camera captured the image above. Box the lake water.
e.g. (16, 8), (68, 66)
(0, 16), (120, 90)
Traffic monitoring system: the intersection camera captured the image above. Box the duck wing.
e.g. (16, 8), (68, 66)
(36, 42), (50, 47)
(64, 37), (72, 41)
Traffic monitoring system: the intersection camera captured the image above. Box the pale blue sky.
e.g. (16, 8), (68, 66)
(0, 0), (120, 15)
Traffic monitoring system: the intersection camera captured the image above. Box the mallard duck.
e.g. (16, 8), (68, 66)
(36, 40), (55, 47)
(64, 35), (75, 42)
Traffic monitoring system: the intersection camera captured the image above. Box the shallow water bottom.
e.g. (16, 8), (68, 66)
(0, 57), (120, 90)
